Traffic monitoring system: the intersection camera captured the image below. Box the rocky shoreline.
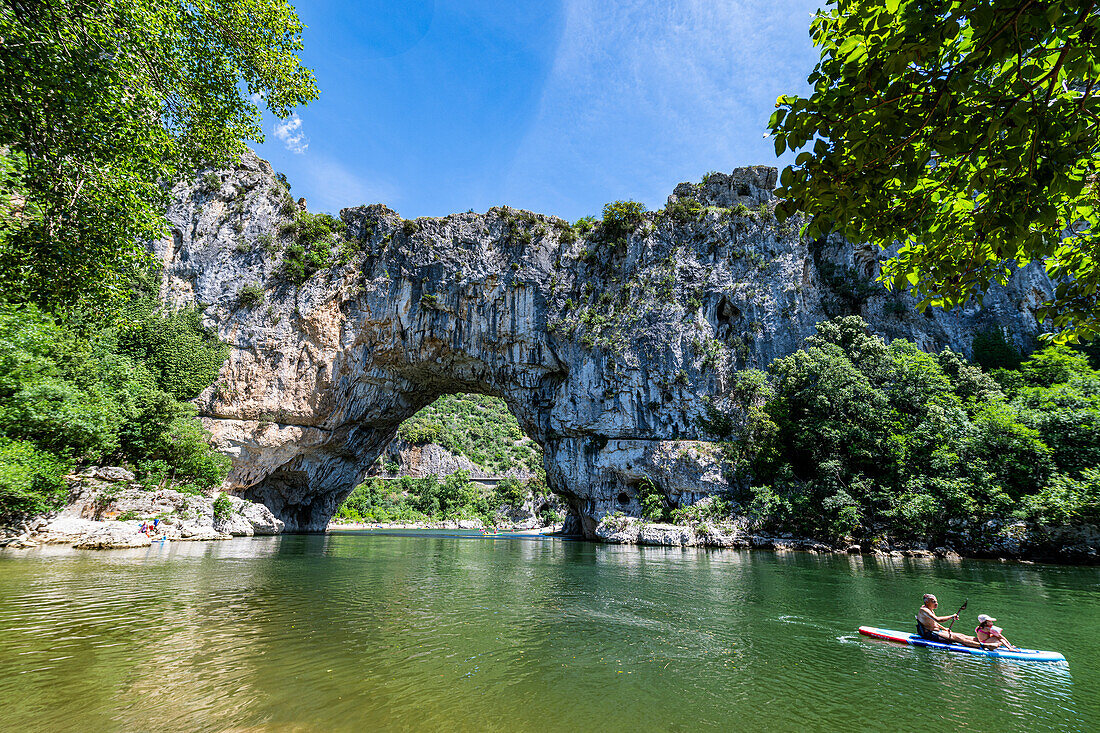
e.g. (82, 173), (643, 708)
(332, 514), (1097, 565)
(1, 466), (284, 550)
(594, 515), (1099, 564)
(5, 466), (1093, 564)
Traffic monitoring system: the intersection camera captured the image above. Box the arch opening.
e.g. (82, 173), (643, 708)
(328, 391), (570, 530)
(238, 381), (581, 533)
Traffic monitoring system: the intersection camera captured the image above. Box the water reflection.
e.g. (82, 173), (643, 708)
(0, 534), (1096, 732)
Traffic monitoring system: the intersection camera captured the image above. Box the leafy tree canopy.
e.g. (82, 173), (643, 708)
(739, 317), (1100, 543)
(770, 1), (1100, 342)
(0, 0), (318, 309)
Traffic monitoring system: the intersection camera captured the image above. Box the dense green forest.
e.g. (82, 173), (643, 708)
(0, 291), (232, 522)
(669, 317), (1100, 547)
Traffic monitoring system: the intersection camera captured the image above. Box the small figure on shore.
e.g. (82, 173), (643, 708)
(975, 615), (1019, 651)
(916, 594), (986, 648)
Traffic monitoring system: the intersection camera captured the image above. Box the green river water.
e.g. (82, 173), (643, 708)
(0, 530), (1097, 732)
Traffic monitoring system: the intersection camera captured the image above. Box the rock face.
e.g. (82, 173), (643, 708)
(373, 439), (533, 481)
(156, 152), (1054, 535)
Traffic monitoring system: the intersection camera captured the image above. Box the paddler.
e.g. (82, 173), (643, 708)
(916, 594), (986, 648)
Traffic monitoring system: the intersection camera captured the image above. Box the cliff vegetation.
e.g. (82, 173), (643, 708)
(393, 393), (543, 475)
(0, 290), (231, 526)
(645, 316), (1100, 554)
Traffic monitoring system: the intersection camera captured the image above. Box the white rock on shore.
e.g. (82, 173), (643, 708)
(11, 467), (285, 550)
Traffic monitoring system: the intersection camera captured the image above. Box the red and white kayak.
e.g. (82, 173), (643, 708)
(858, 626), (1066, 663)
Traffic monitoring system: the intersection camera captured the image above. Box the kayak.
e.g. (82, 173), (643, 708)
(858, 626), (1066, 663)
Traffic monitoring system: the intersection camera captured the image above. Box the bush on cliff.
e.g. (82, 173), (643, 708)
(115, 297), (229, 401)
(597, 201), (647, 249)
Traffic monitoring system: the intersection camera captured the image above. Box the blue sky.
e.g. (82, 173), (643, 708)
(252, 0), (824, 221)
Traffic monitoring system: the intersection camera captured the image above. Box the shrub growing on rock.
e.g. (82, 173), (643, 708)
(116, 298), (229, 401)
(237, 284), (264, 308)
(598, 200), (647, 248)
(212, 493), (233, 521)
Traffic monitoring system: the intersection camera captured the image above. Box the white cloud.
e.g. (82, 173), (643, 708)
(249, 92), (264, 105)
(273, 113), (309, 154)
(501, 0), (821, 216)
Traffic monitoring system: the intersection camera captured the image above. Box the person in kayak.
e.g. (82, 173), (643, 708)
(975, 615), (1020, 651)
(916, 594), (986, 648)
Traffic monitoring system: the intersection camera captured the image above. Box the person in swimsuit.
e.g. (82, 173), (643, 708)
(975, 614), (1019, 651)
(916, 594), (986, 648)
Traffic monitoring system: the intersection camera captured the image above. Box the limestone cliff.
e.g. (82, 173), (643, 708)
(156, 152), (1054, 535)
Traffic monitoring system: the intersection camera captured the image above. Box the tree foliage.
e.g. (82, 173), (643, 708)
(0, 299), (230, 519)
(0, 0), (318, 308)
(395, 393), (542, 474)
(770, 1), (1100, 342)
(598, 200), (647, 247)
(739, 317), (1100, 544)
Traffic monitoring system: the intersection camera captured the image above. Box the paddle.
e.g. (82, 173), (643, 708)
(947, 598), (967, 631)
(948, 598), (987, 649)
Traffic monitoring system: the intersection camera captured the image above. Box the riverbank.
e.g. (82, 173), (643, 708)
(5, 466), (1094, 565)
(1, 466), (283, 550)
(332, 514), (1099, 565)
(594, 515), (1100, 564)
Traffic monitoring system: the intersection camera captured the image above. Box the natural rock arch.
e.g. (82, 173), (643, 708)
(156, 152), (1054, 535)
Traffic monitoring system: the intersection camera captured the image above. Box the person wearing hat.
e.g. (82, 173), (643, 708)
(975, 614), (1019, 651)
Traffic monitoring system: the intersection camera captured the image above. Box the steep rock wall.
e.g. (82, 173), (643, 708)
(157, 152), (1054, 534)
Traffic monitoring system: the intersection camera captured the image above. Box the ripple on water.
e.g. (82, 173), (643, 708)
(0, 536), (1097, 732)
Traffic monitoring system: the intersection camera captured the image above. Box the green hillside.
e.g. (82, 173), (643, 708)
(396, 393), (543, 475)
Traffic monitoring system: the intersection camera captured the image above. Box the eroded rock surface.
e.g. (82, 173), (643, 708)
(157, 152), (1054, 535)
